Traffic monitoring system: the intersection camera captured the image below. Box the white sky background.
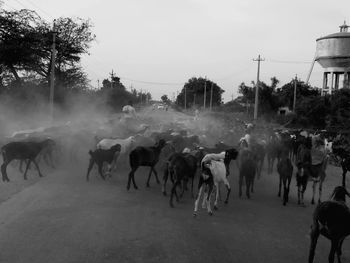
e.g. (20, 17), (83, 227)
(3, 0), (350, 102)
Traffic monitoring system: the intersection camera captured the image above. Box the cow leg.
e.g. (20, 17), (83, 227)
(308, 223), (320, 263)
(318, 180), (323, 204)
(328, 240), (338, 263)
(246, 176), (251, 199)
(32, 159), (43, 177)
(191, 176), (194, 198)
(170, 181), (179, 208)
(1, 161), (10, 182)
(214, 182), (219, 210)
(206, 183), (214, 215)
(146, 167), (153, 187)
(180, 179), (186, 198)
(131, 169), (138, 189)
(152, 167), (161, 184)
(19, 160), (24, 173)
(23, 160), (32, 180)
(282, 177), (287, 206)
(239, 173), (243, 198)
(162, 164), (169, 196)
(341, 166), (346, 187)
(86, 158), (95, 181)
(224, 180), (231, 204)
(127, 167), (138, 190)
(193, 181), (204, 217)
(97, 163), (106, 180)
(286, 176), (292, 203)
(311, 181), (316, 205)
(278, 172), (282, 197)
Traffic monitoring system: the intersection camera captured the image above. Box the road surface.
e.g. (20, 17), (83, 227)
(0, 158), (348, 263)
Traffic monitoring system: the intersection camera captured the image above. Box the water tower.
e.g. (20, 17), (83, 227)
(306, 21), (350, 95)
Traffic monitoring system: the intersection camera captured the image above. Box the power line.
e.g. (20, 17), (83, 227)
(265, 59), (312, 64)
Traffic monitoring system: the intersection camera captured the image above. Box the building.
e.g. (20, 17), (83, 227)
(307, 22), (350, 95)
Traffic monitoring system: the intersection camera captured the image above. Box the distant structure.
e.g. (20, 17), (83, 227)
(307, 21), (350, 95)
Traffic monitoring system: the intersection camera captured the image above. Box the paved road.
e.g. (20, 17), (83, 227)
(0, 159), (348, 263)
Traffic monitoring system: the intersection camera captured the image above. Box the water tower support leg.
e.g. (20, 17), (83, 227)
(335, 73), (339, 90)
(330, 72), (334, 95)
(322, 72), (328, 96)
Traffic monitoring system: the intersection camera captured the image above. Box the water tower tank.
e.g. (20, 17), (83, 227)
(316, 22), (350, 70)
(308, 22), (350, 94)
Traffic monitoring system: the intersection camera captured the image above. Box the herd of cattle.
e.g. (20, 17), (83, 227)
(1, 117), (350, 262)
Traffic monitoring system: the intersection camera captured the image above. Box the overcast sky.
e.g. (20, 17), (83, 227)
(3, 0), (350, 102)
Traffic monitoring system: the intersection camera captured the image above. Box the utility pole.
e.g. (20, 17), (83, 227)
(110, 70), (115, 89)
(203, 76), (207, 109)
(184, 85), (187, 110)
(193, 93), (196, 106)
(209, 82), (213, 111)
(97, 79), (100, 89)
(49, 21), (57, 124)
(293, 74), (298, 112)
(140, 89), (142, 104)
(253, 55), (264, 120)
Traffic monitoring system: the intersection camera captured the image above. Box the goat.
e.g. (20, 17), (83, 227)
(97, 135), (135, 154)
(127, 139), (167, 190)
(277, 150), (293, 206)
(1, 139), (54, 182)
(96, 135), (136, 170)
(194, 160), (229, 217)
(238, 149), (257, 199)
(162, 152), (198, 207)
(86, 144), (122, 181)
(308, 186), (350, 263)
(193, 149), (238, 216)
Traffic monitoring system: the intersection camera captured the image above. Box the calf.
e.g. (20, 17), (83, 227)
(162, 152), (198, 207)
(193, 160), (230, 216)
(277, 150), (293, 206)
(1, 139), (54, 181)
(86, 144), (122, 181)
(127, 139), (167, 190)
(239, 149), (257, 199)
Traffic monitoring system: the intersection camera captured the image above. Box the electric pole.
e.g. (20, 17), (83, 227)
(49, 21), (57, 124)
(203, 76), (207, 109)
(140, 89), (142, 104)
(110, 70), (115, 89)
(253, 55), (264, 120)
(293, 74), (298, 112)
(97, 79), (100, 89)
(210, 82), (213, 111)
(184, 85), (187, 110)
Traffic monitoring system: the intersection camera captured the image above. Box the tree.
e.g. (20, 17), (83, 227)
(161, 94), (170, 104)
(276, 79), (319, 109)
(176, 77), (224, 108)
(0, 9), (95, 88)
(238, 77), (280, 116)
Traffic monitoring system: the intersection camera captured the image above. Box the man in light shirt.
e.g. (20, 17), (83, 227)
(122, 101), (137, 120)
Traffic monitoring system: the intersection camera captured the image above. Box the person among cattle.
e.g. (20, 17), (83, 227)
(122, 101), (137, 120)
(194, 109), (199, 121)
(120, 101), (140, 135)
(241, 123), (256, 150)
(311, 135), (327, 165)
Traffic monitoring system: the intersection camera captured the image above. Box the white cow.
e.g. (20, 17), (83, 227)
(194, 154), (231, 217)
